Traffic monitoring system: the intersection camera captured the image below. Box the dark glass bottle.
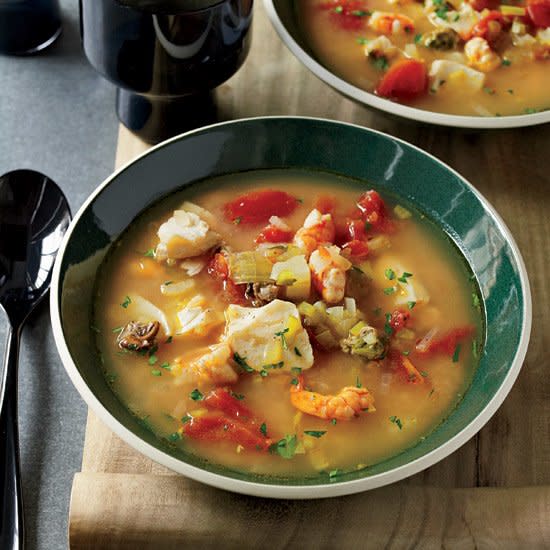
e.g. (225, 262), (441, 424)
(80, 0), (254, 143)
(0, 0), (62, 55)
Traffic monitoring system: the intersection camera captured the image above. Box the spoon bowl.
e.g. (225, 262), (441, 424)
(0, 169), (71, 550)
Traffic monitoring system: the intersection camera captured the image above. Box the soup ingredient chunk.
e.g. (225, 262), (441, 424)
(270, 255), (311, 301)
(176, 295), (223, 336)
(156, 208), (221, 261)
(182, 388), (272, 450)
(369, 12), (415, 35)
(464, 37), (501, 71)
(309, 245), (352, 304)
(171, 343), (238, 386)
(528, 0), (550, 27)
(223, 189), (299, 225)
(376, 59), (428, 101)
(290, 375), (376, 421)
(294, 209), (336, 256)
(340, 322), (386, 359)
(225, 299), (314, 373)
(116, 320), (159, 351)
(429, 60), (485, 93)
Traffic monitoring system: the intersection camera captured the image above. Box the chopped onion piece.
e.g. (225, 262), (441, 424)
(160, 279), (195, 297)
(131, 295), (172, 336)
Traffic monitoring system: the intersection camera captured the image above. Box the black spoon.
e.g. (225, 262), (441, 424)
(0, 170), (71, 550)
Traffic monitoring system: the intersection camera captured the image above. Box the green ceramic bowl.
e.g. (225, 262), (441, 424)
(50, 117), (531, 498)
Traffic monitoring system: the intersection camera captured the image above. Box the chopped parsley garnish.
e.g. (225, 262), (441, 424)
(260, 423), (268, 436)
(121, 296), (131, 308)
(420, 370), (428, 377)
(334, 5), (343, 13)
(260, 369), (269, 377)
(304, 430), (327, 438)
(428, 388), (435, 397)
(148, 355), (158, 366)
(407, 301), (416, 310)
(435, 6), (448, 20)
(356, 376), (362, 388)
(291, 367), (302, 375)
(383, 286), (396, 295)
(160, 362), (171, 371)
(389, 416), (403, 430)
(385, 268), (396, 281)
(275, 327), (289, 350)
(331, 418), (337, 425)
(151, 369), (162, 377)
(112, 326), (123, 333)
(189, 388), (203, 401)
(168, 432), (182, 442)
(507, 89), (514, 95)
(402, 350), (410, 356)
(398, 272), (413, 283)
(329, 469), (343, 480)
(165, 336), (173, 344)
(181, 414), (192, 424)
(294, 347), (302, 357)
(233, 216), (242, 225)
(384, 313), (393, 336)
(106, 373), (118, 383)
(351, 265), (364, 275)
(452, 343), (461, 363)
(290, 378), (299, 386)
(233, 352), (255, 373)
(524, 108), (537, 114)
(163, 280), (173, 286)
(472, 292), (480, 309)
(356, 37), (369, 45)
(351, 9), (371, 16)
(483, 87), (496, 95)
(143, 248), (155, 258)
(371, 55), (389, 71)
(230, 391), (245, 400)
(90, 325), (101, 334)
(502, 58), (511, 66)
(270, 434), (298, 459)
(262, 361), (285, 371)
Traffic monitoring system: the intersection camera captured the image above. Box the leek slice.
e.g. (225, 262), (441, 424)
(228, 251), (273, 284)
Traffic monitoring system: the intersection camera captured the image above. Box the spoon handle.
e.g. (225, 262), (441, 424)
(0, 325), (25, 550)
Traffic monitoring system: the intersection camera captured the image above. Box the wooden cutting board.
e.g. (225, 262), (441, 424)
(68, 3), (550, 548)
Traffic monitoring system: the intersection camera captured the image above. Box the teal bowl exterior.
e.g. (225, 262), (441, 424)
(50, 117), (531, 498)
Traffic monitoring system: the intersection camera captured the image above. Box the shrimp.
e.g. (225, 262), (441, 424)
(464, 37), (501, 72)
(369, 11), (415, 35)
(290, 376), (376, 421)
(293, 209), (335, 257)
(309, 245), (351, 304)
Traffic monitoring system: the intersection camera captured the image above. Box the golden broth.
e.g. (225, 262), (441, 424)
(298, 0), (550, 116)
(94, 170), (482, 478)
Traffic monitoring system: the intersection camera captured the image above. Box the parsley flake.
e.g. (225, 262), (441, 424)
(151, 369), (162, 377)
(270, 434), (298, 459)
(389, 416), (403, 430)
(383, 286), (396, 295)
(385, 268), (396, 281)
(275, 327), (289, 350)
(452, 343), (461, 363)
(304, 430), (327, 438)
(260, 423), (268, 436)
(143, 248), (155, 258)
(121, 296), (131, 308)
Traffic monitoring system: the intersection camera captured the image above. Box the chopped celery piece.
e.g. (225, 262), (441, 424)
(228, 251), (273, 284)
(394, 205), (412, 219)
(350, 321), (367, 336)
(276, 270), (297, 286)
(500, 5), (525, 15)
(298, 302), (316, 317)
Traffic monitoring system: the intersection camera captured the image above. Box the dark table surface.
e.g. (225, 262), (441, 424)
(0, 1), (118, 548)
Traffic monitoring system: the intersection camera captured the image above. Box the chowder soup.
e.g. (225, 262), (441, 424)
(94, 170), (482, 479)
(298, 0), (550, 116)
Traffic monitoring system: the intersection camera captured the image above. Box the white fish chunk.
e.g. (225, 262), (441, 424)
(429, 59), (485, 93)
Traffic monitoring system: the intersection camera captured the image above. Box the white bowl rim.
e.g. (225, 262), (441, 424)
(262, 0), (550, 130)
(50, 115), (532, 499)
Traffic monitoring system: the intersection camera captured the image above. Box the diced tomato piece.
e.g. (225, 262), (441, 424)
(416, 326), (476, 356)
(356, 190), (394, 233)
(319, 1), (371, 31)
(527, 0), (550, 27)
(347, 218), (367, 240)
(468, 0), (500, 11)
(207, 252), (229, 280)
(183, 416), (272, 451)
(341, 239), (370, 261)
(255, 224), (293, 244)
(203, 388), (255, 421)
(314, 194), (337, 214)
(376, 59), (428, 102)
(389, 309), (410, 332)
(470, 12), (511, 47)
(223, 190), (299, 225)
(224, 279), (247, 305)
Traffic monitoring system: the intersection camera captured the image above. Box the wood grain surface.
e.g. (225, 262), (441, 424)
(69, 2), (550, 548)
